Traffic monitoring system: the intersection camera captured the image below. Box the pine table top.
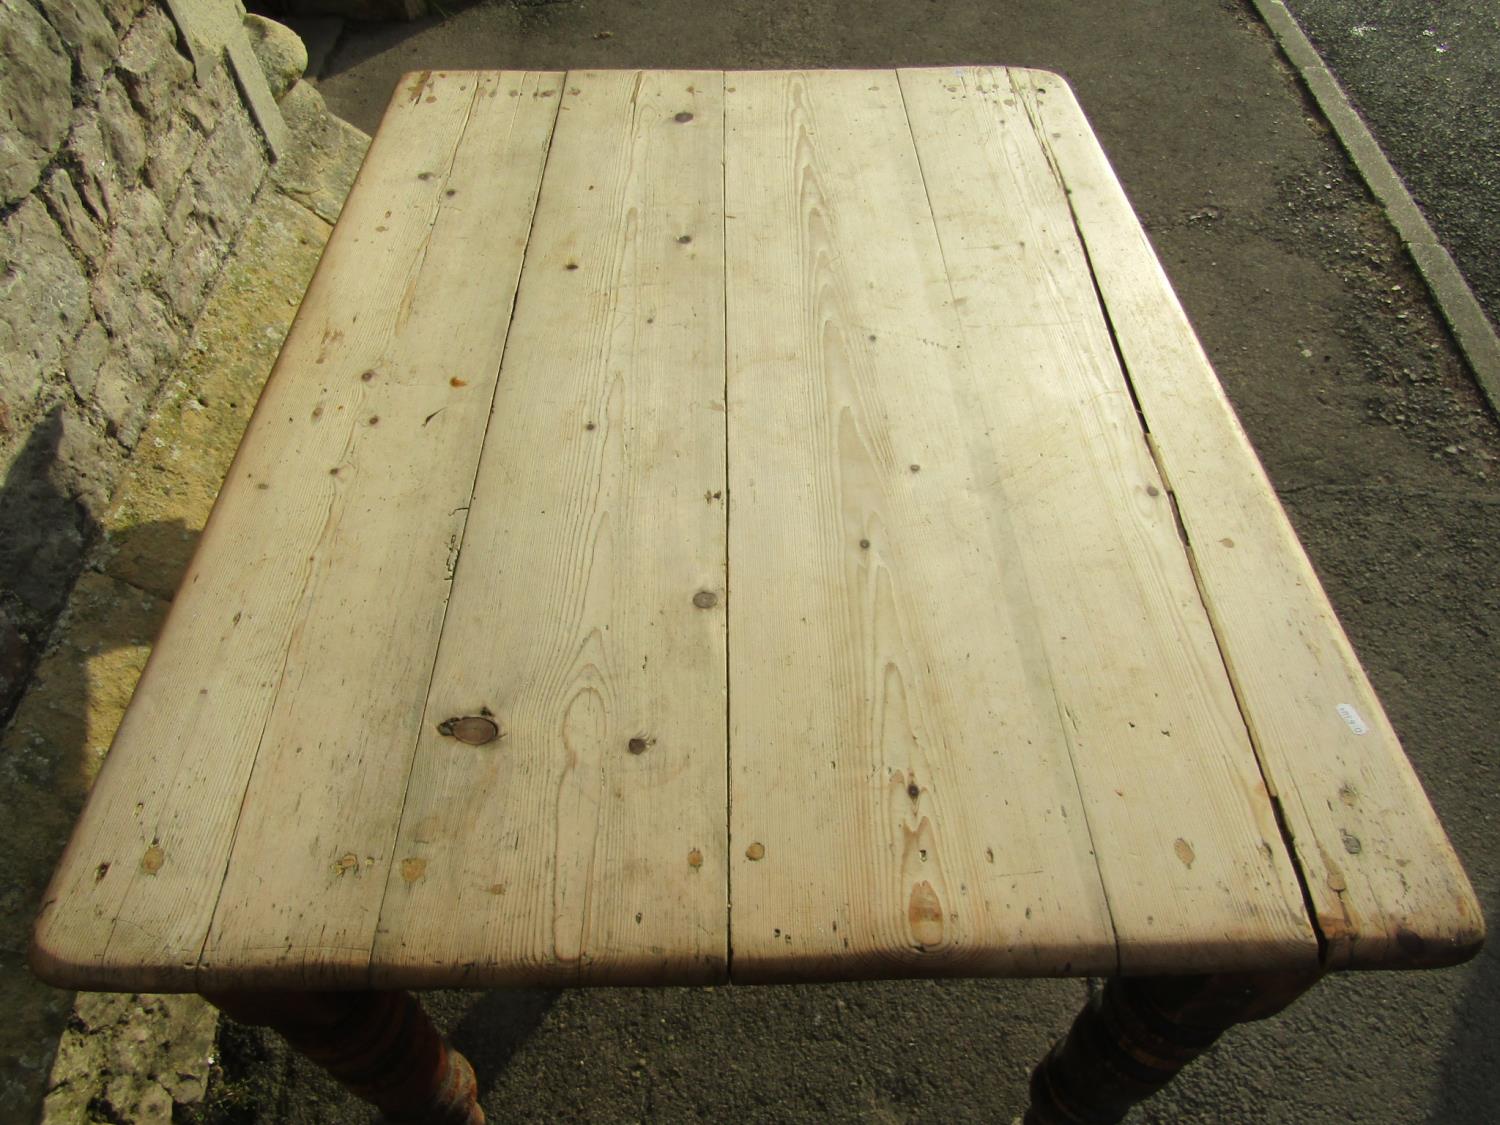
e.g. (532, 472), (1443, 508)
(33, 68), (1481, 993)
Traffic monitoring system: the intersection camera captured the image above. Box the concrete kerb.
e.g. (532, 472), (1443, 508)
(1249, 0), (1500, 418)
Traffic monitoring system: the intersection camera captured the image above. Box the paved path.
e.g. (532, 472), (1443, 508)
(186, 2), (1500, 1120)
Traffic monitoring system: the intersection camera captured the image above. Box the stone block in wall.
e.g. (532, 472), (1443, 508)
(65, 95), (159, 230)
(179, 46), (239, 137)
(97, 76), (148, 183)
(90, 187), (167, 322)
(143, 112), (205, 202)
(0, 0), (72, 205)
(93, 352), (157, 448)
(115, 5), (194, 126)
(40, 169), (107, 267)
(244, 13), (307, 100)
(39, 0), (118, 89)
(164, 107), (267, 322)
(100, 0), (148, 36)
(273, 80), (370, 224)
(144, 39), (245, 205)
(89, 289), (180, 447)
(64, 323), (109, 402)
(66, 114), (121, 226)
(0, 199), (91, 399)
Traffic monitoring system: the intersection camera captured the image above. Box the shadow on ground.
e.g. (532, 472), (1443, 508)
(0, 411), (204, 1118)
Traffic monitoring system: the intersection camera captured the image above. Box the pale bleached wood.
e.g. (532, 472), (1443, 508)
(896, 67), (1316, 975)
(34, 68), (1476, 995)
(1014, 69), (1483, 969)
(33, 71), (564, 990)
(725, 70), (1118, 983)
(370, 71), (730, 988)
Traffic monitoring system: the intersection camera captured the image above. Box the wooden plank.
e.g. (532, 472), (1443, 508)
(724, 70), (1118, 982)
(895, 67), (1319, 975)
(1015, 69), (1484, 968)
(33, 71), (564, 991)
(370, 71), (730, 988)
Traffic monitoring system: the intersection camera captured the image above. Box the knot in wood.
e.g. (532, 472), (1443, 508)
(438, 715), (501, 745)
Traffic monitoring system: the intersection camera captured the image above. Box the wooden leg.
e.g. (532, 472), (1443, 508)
(203, 989), (483, 1124)
(1026, 970), (1322, 1124)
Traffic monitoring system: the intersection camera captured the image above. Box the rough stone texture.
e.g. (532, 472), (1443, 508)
(1, 0), (283, 727)
(0, 0), (72, 205)
(274, 80), (371, 223)
(244, 12), (308, 99)
(41, 0), (121, 89)
(0, 199), (92, 402)
(0, 69), (363, 1116)
(115, 5), (196, 125)
(164, 106), (269, 323)
(0, 570), (167, 1120)
(0, 606), (25, 713)
(40, 167), (107, 267)
(100, 0), (148, 36)
(0, 9), (368, 1117)
(101, 187), (332, 596)
(42, 992), (217, 1124)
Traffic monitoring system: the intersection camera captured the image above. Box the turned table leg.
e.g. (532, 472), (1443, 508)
(203, 989), (483, 1124)
(1026, 970), (1323, 1124)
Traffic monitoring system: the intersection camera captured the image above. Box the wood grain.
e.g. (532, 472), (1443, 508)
(33, 71), (564, 990)
(724, 70), (1118, 982)
(33, 68), (1476, 992)
(370, 71), (730, 987)
(1015, 69), (1483, 969)
(895, 67), (1317, 974)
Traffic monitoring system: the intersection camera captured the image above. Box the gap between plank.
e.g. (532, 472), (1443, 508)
(184, 78), (495, 980)
(894, 67), (1125, 975)
(721, 71), (735, 979)
(1020, 81), (1330, 965)
(361, 76), (567, 985)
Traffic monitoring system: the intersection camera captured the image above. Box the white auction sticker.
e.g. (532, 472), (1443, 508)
(1337, 703), (1369, 736)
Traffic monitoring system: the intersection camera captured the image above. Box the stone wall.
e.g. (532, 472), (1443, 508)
(0, 0), (273, 722)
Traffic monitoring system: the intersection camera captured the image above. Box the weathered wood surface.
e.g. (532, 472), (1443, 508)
(371, 70), (730, 988)
(1006, 69), (1481, 969)
(722, 70), (1118, 981)
(32, 68), (1479, 992)
(34, 71), (566, 990)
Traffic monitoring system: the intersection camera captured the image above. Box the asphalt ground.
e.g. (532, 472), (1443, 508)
(188, 1), (1500, 1121)
(1280, 0), (1499, 331)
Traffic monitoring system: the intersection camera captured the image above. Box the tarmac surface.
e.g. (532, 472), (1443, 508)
(1281, 0), (1499, 329)
(182, 0), (1498, 1121)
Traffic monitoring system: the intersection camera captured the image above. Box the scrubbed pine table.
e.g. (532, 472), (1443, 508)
(34, 68), (1481, 1123)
